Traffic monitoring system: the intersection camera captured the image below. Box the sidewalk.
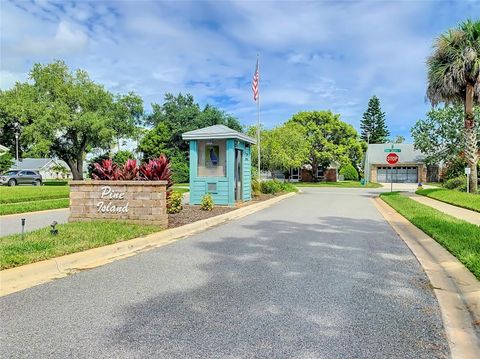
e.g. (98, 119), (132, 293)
(0, 209), (69, 237)
(407, 193), (480, 226)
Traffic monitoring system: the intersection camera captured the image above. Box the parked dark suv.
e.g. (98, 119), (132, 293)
(0, 170), (43, 186)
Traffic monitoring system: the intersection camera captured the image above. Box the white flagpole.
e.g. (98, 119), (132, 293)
(256, 53), (261, 179)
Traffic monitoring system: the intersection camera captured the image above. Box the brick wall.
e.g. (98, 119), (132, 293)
(69, 180), (168, 227)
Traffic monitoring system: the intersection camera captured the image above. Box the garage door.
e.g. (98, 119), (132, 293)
(377, 167), (418, 183)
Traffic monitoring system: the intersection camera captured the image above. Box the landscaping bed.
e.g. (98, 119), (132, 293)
(168, 193), (277, 228)
(380, 192), (480, 279)
(416, 188), (480, 213)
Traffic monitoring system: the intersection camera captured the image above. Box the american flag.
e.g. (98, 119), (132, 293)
(252, 57), (259, 101)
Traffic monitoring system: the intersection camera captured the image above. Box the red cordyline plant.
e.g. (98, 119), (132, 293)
(139, 155), (173, 197)
(92, 159), (123, 180)
(121, 159), (139, 180)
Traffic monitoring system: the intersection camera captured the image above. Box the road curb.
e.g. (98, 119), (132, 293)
(373, 197), (480, 359)
(0, 192), (296, 297)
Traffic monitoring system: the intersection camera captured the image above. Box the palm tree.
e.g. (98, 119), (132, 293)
(427, 19), (480, 193)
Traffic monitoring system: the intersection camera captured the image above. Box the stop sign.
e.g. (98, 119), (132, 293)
(386, 153), (399, 165)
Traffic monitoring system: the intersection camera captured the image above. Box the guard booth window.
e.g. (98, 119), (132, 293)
(197, 139), (226, 177)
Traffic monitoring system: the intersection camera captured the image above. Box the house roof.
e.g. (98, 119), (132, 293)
(182, 125), (257, 144)
(365, 143), (425, 165)
(12, 158), (69, 171)
(0, 144), (9, 153)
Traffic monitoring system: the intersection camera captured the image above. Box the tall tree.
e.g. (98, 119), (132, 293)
(426, 19), (480, 192)
(140, 93), (243, 183)
(360, 95), (390, 143)
(143, 93), (243, 156)
(290, 111), (364, 181)
(0, 60), (143, 180)
(248, 122), (309, 177)
(412, 105), (480, 164)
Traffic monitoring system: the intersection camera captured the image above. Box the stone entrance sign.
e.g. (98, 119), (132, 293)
(69, 180), (168, 227)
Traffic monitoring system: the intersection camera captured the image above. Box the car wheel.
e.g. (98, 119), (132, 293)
(34, 180), (42, 186)
(8, 179), (16, 186)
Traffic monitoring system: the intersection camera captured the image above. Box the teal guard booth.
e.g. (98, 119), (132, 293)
(182, 125), (257, 206)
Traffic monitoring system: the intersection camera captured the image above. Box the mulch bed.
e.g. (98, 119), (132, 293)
(167, 193), (279, 228)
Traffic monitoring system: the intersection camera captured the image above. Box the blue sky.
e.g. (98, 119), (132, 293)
(1, 0), (479, 141)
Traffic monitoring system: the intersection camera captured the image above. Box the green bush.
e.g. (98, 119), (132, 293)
(443, 176), (467, 191)
(201, 193), (214, 211)
(171, 157), (189, 183)
(167, 191), (183, 214)
(43, 180), (68, 186)
(0, 152), (14, 173)
(260, 180), (298, 194)
(112, 150), (135, 166)
(339, 163), (359, 181)
(260, 180), (283, 194)
(251, 178), (261, 197)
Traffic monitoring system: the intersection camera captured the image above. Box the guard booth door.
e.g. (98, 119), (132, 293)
(235, 149), (243, 201)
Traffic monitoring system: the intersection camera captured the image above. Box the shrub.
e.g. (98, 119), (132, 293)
(260, 180), (283, 194)
(91, 159), (122, 180)
(443, 176), (467, 192)
(251, 178), (261, 197)
(139, 156), (173, 197)
(121, 159), (138, 180)
(259, 180), (298, 194)
(167, 191), (183, 214)
(112, 150), (135, 167)
(87, 153), (110, 178)
(201, 193), (214, 211)
(171, 157), (189, 183)
(281, 182), (298, 192)
(339, 163), (359, 181)
(43, 180), (68, 186)
(0, 152), (14, 173)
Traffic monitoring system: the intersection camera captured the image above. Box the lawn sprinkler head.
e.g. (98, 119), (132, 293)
(50, 221), (59, 236)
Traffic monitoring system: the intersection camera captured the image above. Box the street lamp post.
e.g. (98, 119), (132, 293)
(15, 132), (19, 168)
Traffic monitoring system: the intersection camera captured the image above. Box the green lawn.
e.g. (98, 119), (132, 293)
(380, 192), (480, 279)
(0, 186), (70, 204)
(0, 221), (161, 269)
(0, 198), (70, 215)
(172, 187), (189, 195)
(295, 181), (382, 188)
(416, 188), (480, 213)
(0, 185), (70, 215)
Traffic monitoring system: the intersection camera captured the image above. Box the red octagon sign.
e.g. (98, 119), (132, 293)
(386, 153), (399, 165)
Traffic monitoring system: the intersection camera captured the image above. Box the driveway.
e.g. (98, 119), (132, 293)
(0, 188), (448, 358)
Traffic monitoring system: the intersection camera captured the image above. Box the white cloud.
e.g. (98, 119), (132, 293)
(1, 0), (478, 140)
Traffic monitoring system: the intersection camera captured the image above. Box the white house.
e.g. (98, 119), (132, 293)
(11, 158), (72, 180)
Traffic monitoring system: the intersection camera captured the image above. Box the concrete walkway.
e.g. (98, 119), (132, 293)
(408, 194), (480, 226)
(0, 188), (448, 358)
(0, 209), (69, 236)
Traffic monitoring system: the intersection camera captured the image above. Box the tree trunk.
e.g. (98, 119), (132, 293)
(465, 83), (478, 193)
(65, 157), (84, 180)
(312, 159), (318, 182)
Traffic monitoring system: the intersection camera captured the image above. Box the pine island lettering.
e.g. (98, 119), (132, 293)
(97, 186), (129, 213)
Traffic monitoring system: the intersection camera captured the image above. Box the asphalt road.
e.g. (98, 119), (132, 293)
(0, 208), (69, 236)
(0, 188), (448, 358)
